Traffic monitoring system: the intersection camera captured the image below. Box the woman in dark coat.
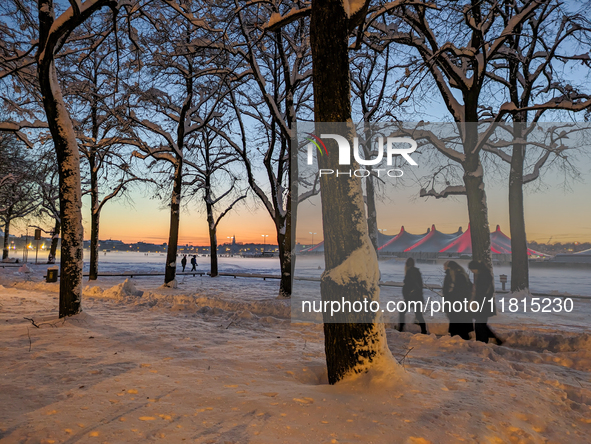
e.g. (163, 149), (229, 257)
(468, 260), (502, 345)
(181, 255), (187, 272)
(442, 261), (473, 340)
(399, 257), (428, 334)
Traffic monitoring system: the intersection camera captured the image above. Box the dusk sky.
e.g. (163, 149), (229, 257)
(80, 143), (591, 246)
(79, 72), (591, 248)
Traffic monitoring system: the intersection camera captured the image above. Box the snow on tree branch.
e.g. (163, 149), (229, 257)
(420, 185), (466, 199)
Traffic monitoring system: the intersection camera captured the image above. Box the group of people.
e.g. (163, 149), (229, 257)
(181, 254), (198, 272)
(398, 257), (502, 345)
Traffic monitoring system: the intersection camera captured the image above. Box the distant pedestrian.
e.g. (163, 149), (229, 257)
(190, 255), (197, 271)
(468, 260), (502, 345)
(181, 255), (187, 272)
(399, 257), (428, 334)
(442, 261), (473, 340)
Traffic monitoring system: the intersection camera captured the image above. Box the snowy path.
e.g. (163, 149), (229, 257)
(1, 273), (590, 443)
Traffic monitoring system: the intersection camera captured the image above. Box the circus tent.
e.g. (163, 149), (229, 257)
(378, 226), (430, 253)
(403, 225), (463, 253)
(440, 225), (547, 256)
(300, 225), (548, 256)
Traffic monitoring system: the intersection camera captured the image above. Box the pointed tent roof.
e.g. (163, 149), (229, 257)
(299, 225), (551, 256)
(439, 225), (503, 254)
(378, 226), (430, 253)
(377, 230), (396, 248)
(300, 230), (397, 253)
(440, 225), (548, 256)
(404, 225), (463, 253)
(489, 225), (512, 254)
(301, 241), (324, 253)
(574, 248), (591, 256)
(490, 225), (549, 256)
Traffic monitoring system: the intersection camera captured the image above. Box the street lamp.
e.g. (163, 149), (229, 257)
(261, 234), (268, 252)
(309, 232), (317, 247)
(227, 236), (233, 255)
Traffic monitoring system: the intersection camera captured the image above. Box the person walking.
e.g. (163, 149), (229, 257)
(442, 261), (473, 340)
(190, 255), (198, 271)
(398, 257), (428, 334)
(468, 260), (502, 345)
(181, 255), (187, 272)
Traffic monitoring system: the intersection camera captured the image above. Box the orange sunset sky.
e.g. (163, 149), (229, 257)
(84, 154), (591, 246)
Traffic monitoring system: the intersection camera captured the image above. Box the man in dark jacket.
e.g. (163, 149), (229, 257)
(190, 255), (198, 271)
(399, 257), (428, 334)
(468, 260), (502, 345)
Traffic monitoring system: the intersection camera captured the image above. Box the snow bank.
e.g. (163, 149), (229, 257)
(160, 279), (178, 289)
(18, 264), (32, 273)
(503, 330), (591, 353)
(104, 279), (143, 299)
(8, 281), (59, 293)
(84, 279), (143, 301)
(83, 279), (291, 319)
(337, 347), (409, 390)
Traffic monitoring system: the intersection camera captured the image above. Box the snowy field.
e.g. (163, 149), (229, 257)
(1, 257), (590, 443)
(58, 250), (591, 296)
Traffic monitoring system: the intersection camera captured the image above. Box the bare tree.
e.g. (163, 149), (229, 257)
(0, 0), (131, 317)
(0, 133), (38, 259)
(360, 0), (565, 272)
(61, 30), (145, 280)
(118, 0), (230, 284)
(350, 46), (400, 253)
(35, 145), (61, 263)
(187, 124), (246, 277)
(310, 0), (392, 384)
(223, 0), (313, 297)
(483, 0), (591, 291)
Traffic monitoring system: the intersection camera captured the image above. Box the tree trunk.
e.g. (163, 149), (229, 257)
(463, 153), (493, 270)
(509, 122), (529, 291)
(35, 0), (114, 316)
(366, 174), (379, 254)
(361, 125), (379, 254)
(277, 214), (291, 298)
(89, 156), (99, 280)
(164, 156), (183, 284)
(89, 209), (100, 280)
(2, 212), (11, 260)
(48, 218), (60, 264)
(206, 200), (218, 277)
(38, 60), (84, 317)
(311, 0), (391, 385)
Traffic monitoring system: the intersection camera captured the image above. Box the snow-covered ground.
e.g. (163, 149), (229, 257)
(1, 260), (590, 443)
